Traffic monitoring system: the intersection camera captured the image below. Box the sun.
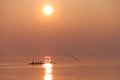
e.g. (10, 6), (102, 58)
(43, 5), (53, 15)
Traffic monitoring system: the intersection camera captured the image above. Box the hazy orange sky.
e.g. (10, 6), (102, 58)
(0, 0), (120, 56)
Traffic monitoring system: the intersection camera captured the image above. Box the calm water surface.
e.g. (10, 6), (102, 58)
(0, 56), (120, 80)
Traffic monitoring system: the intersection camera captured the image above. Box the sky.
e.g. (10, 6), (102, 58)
(0, 0), (120, 57)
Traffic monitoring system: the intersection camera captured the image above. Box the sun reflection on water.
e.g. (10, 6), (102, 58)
(43, 63), (53, 80)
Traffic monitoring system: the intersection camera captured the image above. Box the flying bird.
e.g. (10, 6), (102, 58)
(69, 54), (79, 61)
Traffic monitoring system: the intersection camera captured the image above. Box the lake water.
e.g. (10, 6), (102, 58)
(0, 56), (120, 80)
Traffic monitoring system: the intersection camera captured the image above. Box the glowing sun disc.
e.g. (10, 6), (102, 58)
(43, 5), (53, 15)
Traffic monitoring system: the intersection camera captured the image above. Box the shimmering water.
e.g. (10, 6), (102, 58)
(0, 56), (120, 80)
